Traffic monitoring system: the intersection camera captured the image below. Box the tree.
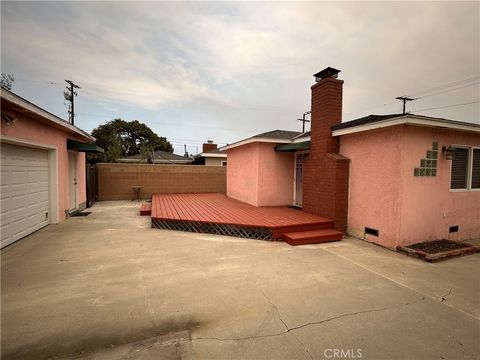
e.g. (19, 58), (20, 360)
(88, 119), (173, 163)
(1, 73), (14, 90)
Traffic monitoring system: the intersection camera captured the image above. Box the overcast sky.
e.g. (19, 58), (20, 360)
(2, 1), (479, 155)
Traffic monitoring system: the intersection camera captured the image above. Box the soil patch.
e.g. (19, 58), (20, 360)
(398, 239), (480, 262)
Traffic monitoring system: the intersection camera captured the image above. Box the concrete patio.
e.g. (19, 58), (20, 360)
(1, 201), (479, 360)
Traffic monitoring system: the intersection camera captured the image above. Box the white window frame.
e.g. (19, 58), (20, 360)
(449, 145), (480, 192)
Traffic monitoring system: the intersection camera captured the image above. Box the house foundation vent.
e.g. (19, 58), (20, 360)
(365, 227), (379, 237)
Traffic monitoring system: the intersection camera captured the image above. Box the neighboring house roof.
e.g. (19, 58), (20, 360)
(252, 130), (302, 139)
(222, 129), (309, 150)
(117, 150), (192, 163)
(194, 148), (227, 159)
(1, 88), (94, 142)
(331, 114), (480, 136)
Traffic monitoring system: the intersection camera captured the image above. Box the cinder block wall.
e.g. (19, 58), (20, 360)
(97, 163), (226, 200)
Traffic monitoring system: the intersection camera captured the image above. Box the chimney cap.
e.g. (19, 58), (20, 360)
(314, 67), (341, 82)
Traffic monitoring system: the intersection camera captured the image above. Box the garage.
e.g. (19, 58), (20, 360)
(1, 143), (50, 248)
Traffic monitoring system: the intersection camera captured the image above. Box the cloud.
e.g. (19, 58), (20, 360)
(1, 1), (478, 134)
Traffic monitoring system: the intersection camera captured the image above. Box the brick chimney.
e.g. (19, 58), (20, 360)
(202, 140), (217, 153)
(310, 67), (343, 154)
(302, 67), (350, 232)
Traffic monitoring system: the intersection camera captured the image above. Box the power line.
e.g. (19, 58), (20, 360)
(412, 100), (480, 113)
(416, 82), (480, 100)
(409, 75), (480, 97)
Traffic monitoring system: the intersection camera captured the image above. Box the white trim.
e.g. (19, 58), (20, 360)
(48, 149), (59, 224)
(292, 136), (310, 143)
(221, 137), (292, 151)
(0, 135), (57, 150)
(1, 89), (94, 141)
(198, 152), (227, 158)
(0, 136), (59, 225)
(332, 115), (480, 137)
(449, 145), (480, 192)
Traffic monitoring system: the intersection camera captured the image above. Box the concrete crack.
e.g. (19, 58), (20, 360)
(185, 297), (426, 343)
(261, 290), (312, 360)
(440, 287), (453, 302)
(290, 331), (314, 360)
(287, 297), (426, 332)
(260, 290), (289, 332)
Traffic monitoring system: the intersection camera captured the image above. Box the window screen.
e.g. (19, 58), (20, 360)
(472, 149), (480, 189)
(450, 148), (469, 189)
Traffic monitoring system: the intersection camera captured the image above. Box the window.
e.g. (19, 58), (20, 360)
(221, 161), (227, 167)
(450, 147), (480, 190)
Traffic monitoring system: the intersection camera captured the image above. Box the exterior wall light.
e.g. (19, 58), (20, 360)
(442, 146), (455, 160)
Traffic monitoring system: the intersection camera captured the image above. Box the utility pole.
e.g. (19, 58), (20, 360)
(297, 111), (311, 133)
(64, 80), (80, 125)
(395, 96), (416, 115)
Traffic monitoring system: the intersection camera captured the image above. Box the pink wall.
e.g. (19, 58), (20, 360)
(227, 142), (294, 206)
(1, 112), (88, 222)
(227, 143), (259, 206)
(340, 124), (480, 248)
(257, 143), (294, 206)
(340, 126), (405, 248)
(399, 126), (480, 246)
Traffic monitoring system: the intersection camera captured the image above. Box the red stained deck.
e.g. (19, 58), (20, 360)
(150, 193), (342, 243)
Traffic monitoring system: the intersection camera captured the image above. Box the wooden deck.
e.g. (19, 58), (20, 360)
(150, 193), (341, 243)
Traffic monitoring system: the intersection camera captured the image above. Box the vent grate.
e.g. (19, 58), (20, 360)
(365, 227), (379, 237)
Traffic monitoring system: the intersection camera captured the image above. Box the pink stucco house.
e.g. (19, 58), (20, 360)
(223, 67), (480, 249)
(1, 88), (103, 248)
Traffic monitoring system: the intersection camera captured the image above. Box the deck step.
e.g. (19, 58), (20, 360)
(272, 221), (334, 240)
(139, 203), (152, 216)
(282, 229), (343, 246)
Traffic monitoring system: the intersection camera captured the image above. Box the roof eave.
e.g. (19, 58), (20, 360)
(1, 88), (94, 141)
(332, 115), (480, 137)
(221, 138), (293, 151)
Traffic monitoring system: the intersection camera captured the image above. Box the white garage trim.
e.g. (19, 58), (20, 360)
(1, 135), (59, 225)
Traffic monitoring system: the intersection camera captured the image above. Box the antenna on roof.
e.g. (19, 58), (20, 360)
(395, 96), (417, 115)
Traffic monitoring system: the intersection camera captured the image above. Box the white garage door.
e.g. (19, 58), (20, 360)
(1, 143), (50, 248)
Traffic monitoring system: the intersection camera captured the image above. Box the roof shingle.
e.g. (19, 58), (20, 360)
(252, 130), (302, 139)
(331, 114), (405, 131)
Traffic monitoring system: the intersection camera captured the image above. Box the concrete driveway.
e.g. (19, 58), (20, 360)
(1, 201), (479, 360)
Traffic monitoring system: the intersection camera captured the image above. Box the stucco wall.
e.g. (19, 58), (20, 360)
(398, 126), (480, 246)
(226, 143), (259, 206)
(257, 143), (294, 206)
(227, 142), (295, 206)
(1, 111), (87, 222)
(340, 126), (404, 248)
(97, 163), (226, 200)
(340, 124), (480, 248)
